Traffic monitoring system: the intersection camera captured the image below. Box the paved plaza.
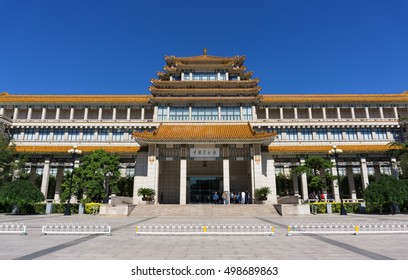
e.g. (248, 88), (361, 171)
(1, 212), (408, 260)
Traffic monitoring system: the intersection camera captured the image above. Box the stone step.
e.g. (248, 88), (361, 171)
(129, 204), (280, 217)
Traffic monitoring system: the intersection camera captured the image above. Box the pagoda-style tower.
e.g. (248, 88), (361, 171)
(149, 49), (261, 104)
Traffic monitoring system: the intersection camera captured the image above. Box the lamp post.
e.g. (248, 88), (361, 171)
(103, 171), (113, 204)
(64, 145), (82, 216)
(328, 145), (347, 215)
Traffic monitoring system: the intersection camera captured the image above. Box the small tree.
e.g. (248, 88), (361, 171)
(363, 176), (408, 213)
(137, 188), (155, 201)
(254, 186), (271, 200)
(0, 180), (45, 214)
(60, 149), (121, 203)
(295, 156), (333, 192)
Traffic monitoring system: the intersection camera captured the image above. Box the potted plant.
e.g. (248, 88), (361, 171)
(254, 186), (271, 201)
(137, 188), (156, 202)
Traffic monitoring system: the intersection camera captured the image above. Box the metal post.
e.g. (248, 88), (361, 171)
(64, 146), (82, 216)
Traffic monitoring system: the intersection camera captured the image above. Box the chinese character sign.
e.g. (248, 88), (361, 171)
(189, 148), (220, 158)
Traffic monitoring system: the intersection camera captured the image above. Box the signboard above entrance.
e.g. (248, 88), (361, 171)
(190, 148), (220, 158)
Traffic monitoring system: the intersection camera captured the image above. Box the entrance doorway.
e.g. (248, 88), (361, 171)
(188, 176), (222, 204)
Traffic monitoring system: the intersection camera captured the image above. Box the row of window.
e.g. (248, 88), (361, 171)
(272, 127), (400, 141)
(13, 129), (133, 141)
(158, 106), (253, 121)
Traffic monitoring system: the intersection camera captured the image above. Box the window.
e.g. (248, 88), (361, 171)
(242, 106), (252, 120)
(346, 128), (357, 140)
(98, 129), (108, 141)
(221, 107), (240, 121)
(11, 128), (20, 140)
(286, 128), (298, 140)
(169, 107), (189, 121)
(391, 128), (401, 140)
(276, 128), (282, 140)
(54, 129), (65, 141)
(24, 128), (35, 140)
(125, 167), (135, 177)
(158, 107), (168, 121)
(361, 128), (373, 140)
(83, 128), (94, 141)
(302, 128), (312, 140)
(317, 128), (328, 140)
(68, 129), (79, 141)
(192, 72), (217, 81)
(376, 128), (387, 139)
(332, 128), (342, 140)
(192, 107), (218, 121)
(39, 128), (49, 140)
(112, 129), (124, 141)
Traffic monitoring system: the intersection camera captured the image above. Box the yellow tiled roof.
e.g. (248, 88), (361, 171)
(268, 145), (395, 154)
(0, 92), (150, 104)
(132, 124), (277, 143)
(261, 91), (408, 104)
(15, 145), (140, 154)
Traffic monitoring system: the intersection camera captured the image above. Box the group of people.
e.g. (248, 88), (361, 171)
(212, 191), (251, 204)
(309, 191), (334, 202)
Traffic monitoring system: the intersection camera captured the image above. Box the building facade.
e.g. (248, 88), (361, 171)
(0, 51), (407, 205)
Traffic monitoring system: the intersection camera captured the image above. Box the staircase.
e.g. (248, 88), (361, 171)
(129, 204), (280, 217)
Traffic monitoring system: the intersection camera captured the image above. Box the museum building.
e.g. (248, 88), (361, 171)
(0, 50), (407, 205)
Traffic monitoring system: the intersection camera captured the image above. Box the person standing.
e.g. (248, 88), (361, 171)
(222, 191), (227, 204)
(213, 192), (219, 204)
(241, 191), (246, 204)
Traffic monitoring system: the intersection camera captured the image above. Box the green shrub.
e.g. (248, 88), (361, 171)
(309, 202), (361, 214)
(85, 202), (102, 214)
(0, 180), (45, 214)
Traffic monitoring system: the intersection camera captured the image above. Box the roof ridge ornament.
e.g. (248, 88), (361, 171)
(203, 48), (207, 56)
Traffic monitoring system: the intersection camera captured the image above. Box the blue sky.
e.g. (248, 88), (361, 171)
(0, 0), (407, 94)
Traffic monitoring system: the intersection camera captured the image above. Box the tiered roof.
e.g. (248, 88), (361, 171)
(132, 123), (277, 144)
(150, 49), (260, 100)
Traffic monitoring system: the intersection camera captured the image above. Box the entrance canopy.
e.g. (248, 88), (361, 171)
(132, 123), (277, 144)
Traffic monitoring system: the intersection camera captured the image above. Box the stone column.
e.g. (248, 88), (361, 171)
(292, 169), (299, 196)
(337, 107), (341, 119)
(322, 107), (327, 119)
(379, 107), (384, 119)
(180, 158), (187, 205)
(13, 107), (19, 119)
(126, 107), (131, 120)
(351, 107), (355, 119)
(308, 107), (312, 119)
(293, 107), (298, 119)
(265, 108), (269, 119)
(330, 158), (340, 202)
(141, 107), (145, 120)
(223, 158), (230, 201)
(27, 107), (32, 120)
(69, 107), (75, 120)
(29, 165), (37, 184)
(374, 164), (382, 181)
(266, 155), (277, 204)
(41, 159), (51, 200)
(347, 166), (357, 201)
(393, 106), (399, 119)
(279, 108), (284, 120)
(112, 107), (117, 120)
(98, 107), (103, 120)
(84, 107), (89, 120)
(365, 107), (370, 119)
(391, 157), (399, 178)
(53, 166), (65, 203)
(0, 107), (4, 115)
(41, 107), (47, 120)
(55, 107), (60, 120)
(360, 157), (369, 189)
(300, 158), (309, 202)
(251, 145), (263, 203)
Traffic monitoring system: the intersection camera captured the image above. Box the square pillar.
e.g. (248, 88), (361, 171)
(41, 159), (51, 200)
(223, 158), (230, 200)
(53, 166), (65, 203)
(300, 158), (309, 202)
(292, 170), (299, 195)
(347, 166), (357, 201)
(180, 159), (187, 205)
(265, 156), (277, 204)
(360, 157), (370, 189)
(330, 158), (340, 202)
